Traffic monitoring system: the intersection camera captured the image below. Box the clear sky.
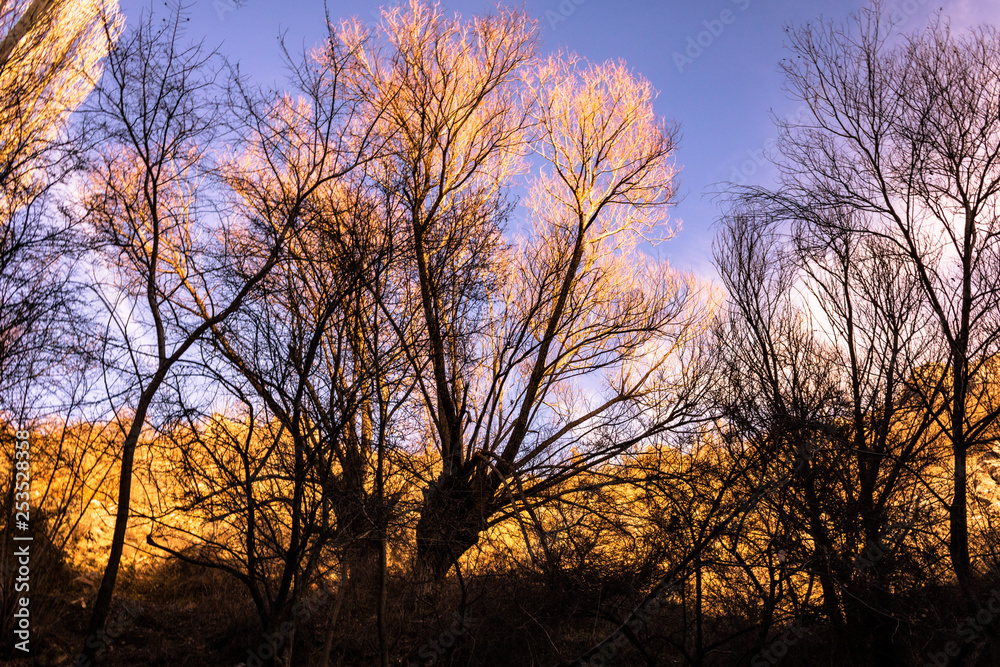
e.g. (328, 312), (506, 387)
(117, 0), (1000, 279)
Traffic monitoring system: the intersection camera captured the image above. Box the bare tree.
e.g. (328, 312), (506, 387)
(712, 203), (947, 663)
(76, 5), (374, 659)
(0, 1), (119, 657)
(741, 6), (1000, 635)
(340, 1), (709, 579)
(0, 0), (119, 412)
(147, 159), (410, 665)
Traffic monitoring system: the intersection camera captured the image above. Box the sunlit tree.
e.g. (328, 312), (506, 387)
(0, 0), (120, 409)
(340, 1), (711, 578)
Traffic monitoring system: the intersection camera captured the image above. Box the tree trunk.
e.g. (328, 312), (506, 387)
(415, 469), (493, 579)
(319, 559), (349, 667)
(80, 385), (158, 664)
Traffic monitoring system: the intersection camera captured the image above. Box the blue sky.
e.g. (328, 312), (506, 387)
(117, 0), (1000, 279)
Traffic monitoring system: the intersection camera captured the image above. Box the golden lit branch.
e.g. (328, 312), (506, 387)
(0, 0), (121, 209)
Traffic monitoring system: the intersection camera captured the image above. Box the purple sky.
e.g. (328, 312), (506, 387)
(117, 0), (1000, 278)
